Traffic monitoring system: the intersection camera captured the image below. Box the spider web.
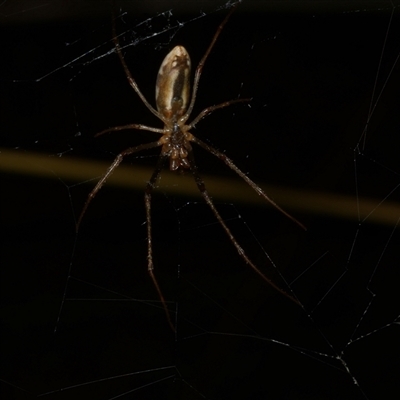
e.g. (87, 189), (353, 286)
(1, 0), (400, 399)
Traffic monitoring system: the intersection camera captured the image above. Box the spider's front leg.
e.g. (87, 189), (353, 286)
(144, 154), (176, 332)
(76, 140), (162, 232)
(186, 150), (302, 306)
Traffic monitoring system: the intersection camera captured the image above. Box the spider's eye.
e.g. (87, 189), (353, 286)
(155, 46), (191, 120)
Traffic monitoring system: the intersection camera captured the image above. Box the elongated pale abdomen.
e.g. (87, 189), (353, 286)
(155, 46), (191, 121)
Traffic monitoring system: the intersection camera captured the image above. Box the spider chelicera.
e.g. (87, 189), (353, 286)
(77, 2), (305, 331)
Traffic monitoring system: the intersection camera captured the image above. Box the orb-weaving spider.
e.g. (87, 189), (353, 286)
(77, 2), (305, 331)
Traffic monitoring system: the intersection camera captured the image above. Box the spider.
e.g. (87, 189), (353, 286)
(77, 2), (305, 331)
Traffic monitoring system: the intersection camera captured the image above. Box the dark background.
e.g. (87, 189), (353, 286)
(1, 1), (399, 399)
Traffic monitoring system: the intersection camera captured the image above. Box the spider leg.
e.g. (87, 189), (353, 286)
(95, 124), (164, 137)
(76, 140), (162, 232)
(111, 0), (163, 122)
(192, 137), (306, 231)
(187, 150), (301, 306)
(183, 3), (239, 121)
(144, 154), (176, 332)
(187, 98), (251, 129)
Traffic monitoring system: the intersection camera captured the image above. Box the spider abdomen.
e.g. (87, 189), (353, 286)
(155, 46), (191, 121)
